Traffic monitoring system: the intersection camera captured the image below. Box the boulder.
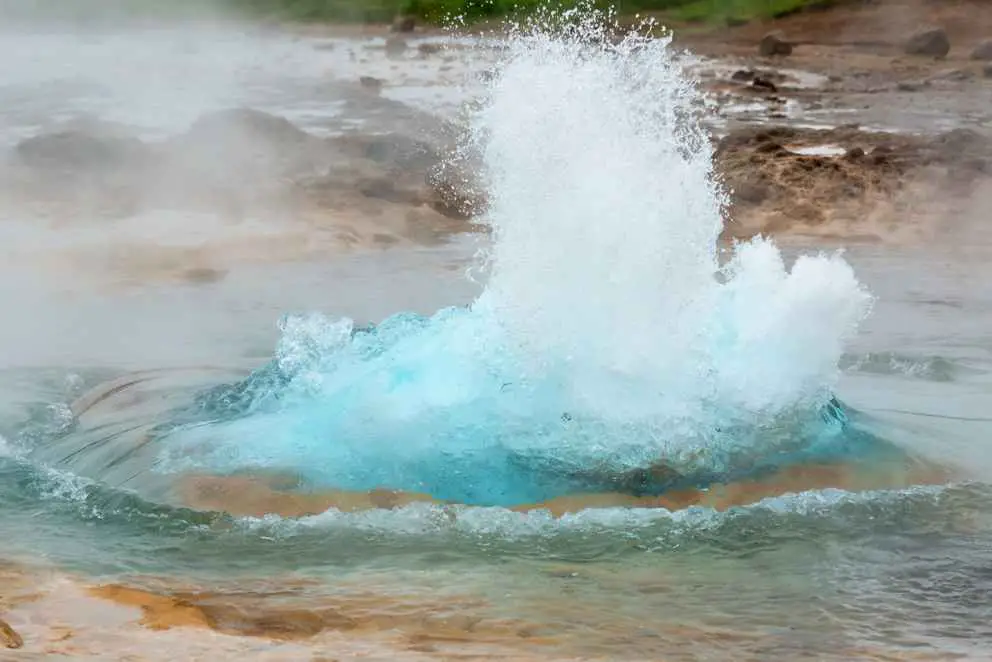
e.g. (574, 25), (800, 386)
(904, 27), (950, 57)
(759, 31), (793, 57)
(970, 39), (992, 60)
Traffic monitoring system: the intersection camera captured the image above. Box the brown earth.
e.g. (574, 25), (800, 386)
(676, 0), (992, 241)
(716, 125), (992, 240)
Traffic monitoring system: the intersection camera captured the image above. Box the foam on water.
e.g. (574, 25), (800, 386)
(153, 6), (872, 507)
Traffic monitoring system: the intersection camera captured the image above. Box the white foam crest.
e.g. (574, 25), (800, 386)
(229, 485), (948, 539)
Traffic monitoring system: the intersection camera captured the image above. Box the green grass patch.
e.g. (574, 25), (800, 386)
(669, 0), (824, 24)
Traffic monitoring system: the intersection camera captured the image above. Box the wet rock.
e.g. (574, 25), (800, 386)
(897, 80), (929, 92)
(417, 42), (443, 56)
(751, 76), (778, 92)
(984, 64), (992, 78)
(844, 147), (866, 160)
(0, 618), (22, 649)
(16, 130), (151, 172)
(385, 35), (407, 58)
(427, 159), (487, 219)
(391, 15), (416, 33)
(759, 31), (793, 57)
(904, 27), (950, 58)
(359, 76), (383, 93)
(731, 69), (755, 82)
(970, 39), (992, 60)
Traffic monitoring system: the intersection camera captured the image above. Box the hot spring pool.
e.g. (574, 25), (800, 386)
(1, 6), (991, 660)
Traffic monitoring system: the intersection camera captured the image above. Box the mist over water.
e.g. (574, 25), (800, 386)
(145, 8), (873, 505)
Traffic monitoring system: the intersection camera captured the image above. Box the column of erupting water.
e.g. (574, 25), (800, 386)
(156, 5), (873, 506)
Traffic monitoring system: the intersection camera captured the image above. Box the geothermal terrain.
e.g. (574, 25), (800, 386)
(2, 0), (992, 659)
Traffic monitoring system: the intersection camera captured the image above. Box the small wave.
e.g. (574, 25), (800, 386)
(228, 484), (952, 540)
(841, 352), (959, 381)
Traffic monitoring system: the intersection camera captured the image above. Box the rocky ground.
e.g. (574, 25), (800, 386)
(678, 0), (992, 241)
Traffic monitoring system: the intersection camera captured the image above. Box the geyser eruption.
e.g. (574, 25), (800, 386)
(157, 7), (872, 507)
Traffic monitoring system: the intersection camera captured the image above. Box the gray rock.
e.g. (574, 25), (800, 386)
(391, 15), (416, 33)
(970, 39), (992, 60)
(16, 130), (151, 172)
(904, 27), (950, 57)
(759, 31), (793, 57)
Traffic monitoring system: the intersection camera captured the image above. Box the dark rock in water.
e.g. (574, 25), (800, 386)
(896, 80), (929, 92)
(427, 159), (487, 220)
(385, 35), (407, 58)
(844, 147), (866, 160)
(392, 15), (416, 33)
(731, 69), (755, 82)
(359, 76), (384, 93)
(970, 39), (992, 60)
(984, 64), (992, 78)
(751, 76), (778, 92)
(16, 130), (151, 172)
(417, 42), (443, 56)
(759, 31), (793, 57)
(904, 27), (950, 58)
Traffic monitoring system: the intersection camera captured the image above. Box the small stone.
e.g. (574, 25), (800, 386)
(391, 15), (416, 33)
(970, 39), (992, 60)
(844, 147), (865, 160)
(904, 27), (950, 58)
(731, 69), (755, 82)
(897, 80), (928, 92)
(359, 76), (383, 93)
(759, 31), (793, 57)
(417, 42), (443, 56)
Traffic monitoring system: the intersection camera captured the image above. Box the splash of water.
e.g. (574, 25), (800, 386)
(157, 7), (872, 506)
